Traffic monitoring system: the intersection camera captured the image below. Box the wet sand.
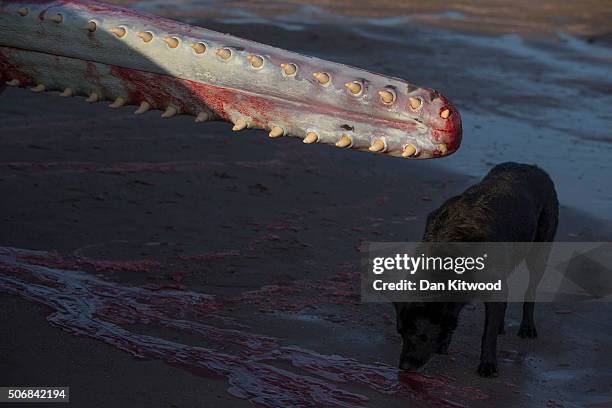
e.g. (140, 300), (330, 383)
(2, 3), (612, 408)
(114, 0), (612, 39)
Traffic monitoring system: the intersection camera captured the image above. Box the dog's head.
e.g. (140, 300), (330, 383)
(394, 302), (462, 371)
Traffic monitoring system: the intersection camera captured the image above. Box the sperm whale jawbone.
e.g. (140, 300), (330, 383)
(0, 0), (462, 159)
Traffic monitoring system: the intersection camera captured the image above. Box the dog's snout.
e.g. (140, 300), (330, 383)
(399, 361), (416, 371)
(399, 356), (425, 371)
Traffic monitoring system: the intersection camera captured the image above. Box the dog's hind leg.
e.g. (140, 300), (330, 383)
(518, 303), (537, 338)
(520, 199), (558, 339)
(478, 302), (507, 377)
(519, 244), (552, 338)
(498, 302), (507, 335)
(519, 181), (558, 338)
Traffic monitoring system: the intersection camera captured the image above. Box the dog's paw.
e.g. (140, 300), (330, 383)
(517, 324), (538, 338)
(477, 361), (498, 377)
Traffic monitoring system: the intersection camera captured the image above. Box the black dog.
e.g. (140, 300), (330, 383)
(394, 162), (558, 377)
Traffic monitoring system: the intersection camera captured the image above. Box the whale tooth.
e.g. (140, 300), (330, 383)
(138, 31), (153, 43)
(268, 126), (284, 138)
(134, 101), (151, 115)
(281, 63), (297, 76)
(164, 37), (180, 49)
(191, 42), (206, 54)
(161, 105), (178, 118)
(440, 109), (451, 119)
(86, 92), (99, 103)
(109, 96), (126, 108)
(195, 112), (209, 123)
(409, 97), (422, 110)
(335, 135), (352, 148)
(437, 143), (448, 156)
(303, 132), (318, 144)
(60, 88), (73, 97)
(247, 55), (264, 69)
(50, 13), (63, 24)
(402, 144), (417, 158)
(232, 119), (247, 131)
(6, 79), (20, 87)
(86, 21), (97, 32)
(215, 48), (232, 60)
(313, 72), (330, 85)
(110, 27), (127, 38)
(17, 7), (29, 17)
(378, 90), (395, 104)
(345, 81), (362, 95)
(369, 139), (385, 152)
(31, 84), (46, 93)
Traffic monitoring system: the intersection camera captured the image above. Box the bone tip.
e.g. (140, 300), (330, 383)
(215, 48), (232, 60)
(281, 63), (297, 76)
(195, 112), (209, 123)
(409, 97), (422, 110)
(440, 109), (451, 119)
(17, 7), (29, 17)
(437, 143), (448, 156)
(134, 101), (151, 115)
(345, 81), (362, 95)
(191, 42), (206, 54)
(268, 126), (284, 138)
(110, 27), (127, 38)
(164, 37), (180, 49)
(109, 96), (126, 108)
(378, 90), (395, 104)
(86, 92), (99, 103)
(313, 72), (330, 85)
(248, 55), (264, 69)
(60, 88), (73, 97)
(369, 139), (385, 152)
(402, 144), (417, 158)
(86, 21), (97, 32)
(138, 31), (153, 43)
(303, 132), (318, 144)
(232, 119), (247, 131)
(50, 13), (63, 24)
(335, 135), (352, 148)
(161, 105), (178, 118)
(31, 84), (46, 93)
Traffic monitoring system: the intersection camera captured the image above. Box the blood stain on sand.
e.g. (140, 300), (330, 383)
(0, 246), (487, 407)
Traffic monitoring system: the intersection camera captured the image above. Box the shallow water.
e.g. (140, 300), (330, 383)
(0, 246), (485, 407)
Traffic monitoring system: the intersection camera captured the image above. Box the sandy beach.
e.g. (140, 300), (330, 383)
(1, 1), (612, 407)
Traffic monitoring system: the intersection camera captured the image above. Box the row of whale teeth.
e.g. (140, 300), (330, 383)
(11, 7), (451, 120)
(4, 78), (434, 157)
(226, 116), (427, 155)
(5, 78), (212, 121)
(111, 25), (445, 116)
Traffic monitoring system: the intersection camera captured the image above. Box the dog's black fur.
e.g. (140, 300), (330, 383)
(394, 162), (558, 377)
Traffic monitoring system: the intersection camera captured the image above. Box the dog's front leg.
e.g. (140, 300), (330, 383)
(478, 302), (506, 377)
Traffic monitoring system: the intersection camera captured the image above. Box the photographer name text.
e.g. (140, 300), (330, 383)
(372, 279), (502, 292)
